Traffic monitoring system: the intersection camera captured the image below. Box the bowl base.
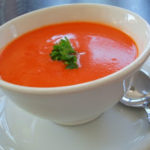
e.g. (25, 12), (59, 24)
(53, 113), (102, 126)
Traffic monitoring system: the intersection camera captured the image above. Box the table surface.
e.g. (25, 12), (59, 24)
(0, 0), (150, 25)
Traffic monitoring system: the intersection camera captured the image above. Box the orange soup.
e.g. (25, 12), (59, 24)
(0, 22), (138, 87)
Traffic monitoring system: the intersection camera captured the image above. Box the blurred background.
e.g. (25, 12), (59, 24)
(0, 0), (150, 25)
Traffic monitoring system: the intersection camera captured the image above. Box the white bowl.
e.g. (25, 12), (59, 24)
(0, 4), (150, 126)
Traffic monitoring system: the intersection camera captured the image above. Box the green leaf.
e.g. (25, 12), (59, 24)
(50, 37), (78, 69)
(66, 63), (78, 69)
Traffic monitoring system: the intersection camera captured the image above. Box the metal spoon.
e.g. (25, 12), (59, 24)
(120, 69), (150, 122)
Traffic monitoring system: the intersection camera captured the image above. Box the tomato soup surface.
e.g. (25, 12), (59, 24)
(0, 22), (138, 87)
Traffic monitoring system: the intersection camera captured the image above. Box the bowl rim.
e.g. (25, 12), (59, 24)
(0, 3), (150, 94)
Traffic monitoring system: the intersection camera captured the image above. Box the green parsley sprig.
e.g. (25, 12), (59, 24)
(50, 37), (78, 69)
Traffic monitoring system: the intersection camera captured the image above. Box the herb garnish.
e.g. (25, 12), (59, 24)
(50, 37), (78, 69)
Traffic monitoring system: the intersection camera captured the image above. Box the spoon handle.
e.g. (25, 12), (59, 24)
(144, 103), (150, 123)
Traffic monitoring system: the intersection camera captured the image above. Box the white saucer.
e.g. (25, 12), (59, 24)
(1, 58), (150, 150)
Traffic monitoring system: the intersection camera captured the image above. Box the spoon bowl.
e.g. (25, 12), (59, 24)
(121, 70), (150, 122)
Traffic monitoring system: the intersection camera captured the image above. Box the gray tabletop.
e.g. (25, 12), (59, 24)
(0, 0), (150, 25)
